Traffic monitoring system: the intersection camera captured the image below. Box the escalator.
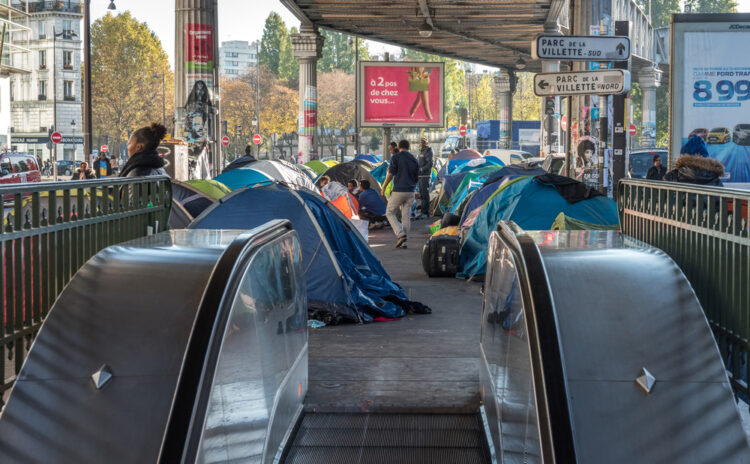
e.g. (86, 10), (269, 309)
(282, 413), (492, 464)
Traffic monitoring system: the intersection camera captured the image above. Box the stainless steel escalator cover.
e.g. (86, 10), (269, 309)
(531, 230), (750, 463)
(0, 230), (246, 463)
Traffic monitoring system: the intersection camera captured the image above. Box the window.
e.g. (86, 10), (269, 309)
(63, 51), (73, 69)
(38, 80), (47, 100)
(225, 51), (238, 58)
(38, 22), (46, 40)
(64, 81), (74, 101)
(39, 50), (46, 69)
(9, 83), (14, 102)
(63, 149), (75, 161)
(62, 20), (72, 38)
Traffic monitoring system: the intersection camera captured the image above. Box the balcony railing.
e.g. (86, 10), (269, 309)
(37, 94), (46, 101)
(619, 179), (750, 398)
(11, 1), (82, 14)
(0, 177), (172, 399)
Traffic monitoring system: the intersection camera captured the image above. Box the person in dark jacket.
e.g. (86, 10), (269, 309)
(382, 140), (419, 249)
(417, 137), (433, 218)
(120, 123), (168, 178)
(680, 134), (709, 157)
(663, 154), (724, 186)
(95, 152), (112, 178)
(71, 161), (96, 180)
(646, 154), (667, 180)
(357, 179), (387, 228)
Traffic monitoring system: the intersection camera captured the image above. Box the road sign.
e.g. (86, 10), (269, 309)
(532, 35), (631, 61)
(221, 136), (230, 147)
(629, 124), (637, 136)
(534, 70), (630, 97)
(561, 115), (567, 131)
(101, 145), (108, 153)
(51, 132), (62, 144)
(253, 134), (262, 145)
(459, 125), (467, 137)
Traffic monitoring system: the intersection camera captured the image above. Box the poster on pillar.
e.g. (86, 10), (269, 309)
(183, 24), (215, 144)
(359, 62), (444, 128)
(672, 14), (750, 182)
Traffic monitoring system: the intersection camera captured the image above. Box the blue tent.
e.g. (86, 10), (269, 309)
(459, 176), (619, 279)
(451, 156), (504, 174)
(214, 168), (273, 190)
(461, 165), (547, 223)
(355, 153), (379, 164)
(370, 162), (390, 185)
(191, 183), (417, 323)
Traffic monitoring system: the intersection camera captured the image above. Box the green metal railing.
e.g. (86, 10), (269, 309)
(619, 179), (750, 397)
(1, 177), (171, 398)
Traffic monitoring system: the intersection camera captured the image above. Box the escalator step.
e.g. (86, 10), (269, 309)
(283, 413), (490, 464)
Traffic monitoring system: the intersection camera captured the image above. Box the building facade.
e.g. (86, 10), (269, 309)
(9, 1), (83, 161)
(219, 40), (258, 78)
(1, 0), (31, 152)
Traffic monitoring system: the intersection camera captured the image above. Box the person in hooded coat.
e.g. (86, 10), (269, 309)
(120, 123), (168, 178)
(664, 154), (724, 186)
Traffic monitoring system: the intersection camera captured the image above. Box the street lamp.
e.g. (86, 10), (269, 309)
(348, 36), (360, 157)
(83, 1), (117, 163)
(153, 73), (166, 127)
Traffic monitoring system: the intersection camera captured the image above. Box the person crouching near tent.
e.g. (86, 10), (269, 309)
(357, 179), (387, 229)
(382, 140), (419, 249)
(317, 175), (330, 190)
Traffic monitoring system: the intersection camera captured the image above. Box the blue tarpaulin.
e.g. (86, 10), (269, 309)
(190, 183), (414, 323)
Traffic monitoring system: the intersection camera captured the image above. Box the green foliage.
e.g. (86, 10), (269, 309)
(318, 30), (370, 74)
(90, 12), (174, 149)
(513, 73), (540, 121)
(694, 0), (738, 13)
(369, 134), (381, 151)
(260, 12), (291, 77)
(278, 26), (298, 86)
(637, 0), (680, 28)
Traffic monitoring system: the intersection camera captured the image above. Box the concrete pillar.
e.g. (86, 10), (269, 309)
(638, 66), (662, 148)
(175, 0), (220, 176)
(540, 23), (562, 156)
(292, 26), (324, 164)
(497, 68), (513, 150)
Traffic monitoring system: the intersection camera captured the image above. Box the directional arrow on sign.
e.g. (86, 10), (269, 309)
(616, 42), (625, 55)
(538, 80), (550, 90)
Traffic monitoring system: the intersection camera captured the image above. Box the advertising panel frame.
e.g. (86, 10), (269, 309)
(670, 13), (750, 170)
(358, 61), (445, 128)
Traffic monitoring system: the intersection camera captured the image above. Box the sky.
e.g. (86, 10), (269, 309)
(92, 0), (750, 70)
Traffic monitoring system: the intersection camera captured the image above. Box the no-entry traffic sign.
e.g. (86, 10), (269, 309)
(534, 70), (630, 97)
(459, 125), (467, 137)
(221, 136), (230, 147)
(532, 35), (631, 61)
(253, 134), (262, 145)
(561, 115), (567, 132)
(101, 145), (108, 153)
(629, 124), (637, 137)
(50, 132), (62, 144)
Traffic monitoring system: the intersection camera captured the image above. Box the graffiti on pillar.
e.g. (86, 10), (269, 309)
(183, 24), (215, 145)
(298, 85), (317, 162)
(576, 136), (598, 188)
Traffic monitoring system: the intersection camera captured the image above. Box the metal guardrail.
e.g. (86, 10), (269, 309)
(618, 179), (750, 397)
(0, 176), (171, 398)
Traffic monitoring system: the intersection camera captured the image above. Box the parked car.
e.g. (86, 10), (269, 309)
(707, 127), (731, 144)
(542, 154), (566, 175)
(689, 128), (709, 140)
(55, 160), (84, 177)
(627, 149), (668, 179)
(483, 149), (534, 165)
(0, 152), (42, 186)
(732, 124), (750, 145)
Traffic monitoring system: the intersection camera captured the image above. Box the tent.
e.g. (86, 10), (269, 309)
(169, 179), (231, 229)
(322, 182), (359, 219)
(355, 153), (379, 164)
(323, 160), (338, 167)
(451, 156), (504, 174)
(370, 162), (390, 185)
(221, 154), (256, 173)
(352, 158), (375, 170)
(249, 160), (318, 190)
(458, 175), (619, 279)
(214, 167), (273, 190)
(322, 161), (382, 194)
(438, 149), (482, 177)
(277, 159), (317, 181)
(191, 183), (425, 323)
(445, 165), (505, 213)
(305, 160), (330, 175)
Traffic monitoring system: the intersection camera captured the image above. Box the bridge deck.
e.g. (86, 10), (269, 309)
(306, 218), (483, 413)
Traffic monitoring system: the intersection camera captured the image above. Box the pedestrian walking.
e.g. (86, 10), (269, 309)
(417, 137), (433, 218)
(71, 161), (96, 180)
(95, 152), (112, 178)
(646, 154), (667, 180)
(382, 139), (419, 249)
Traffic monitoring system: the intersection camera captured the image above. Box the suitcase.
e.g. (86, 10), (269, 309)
(422, 235), (460, 277)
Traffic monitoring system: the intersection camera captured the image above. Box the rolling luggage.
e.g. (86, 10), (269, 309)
(422, 235), (460, 277)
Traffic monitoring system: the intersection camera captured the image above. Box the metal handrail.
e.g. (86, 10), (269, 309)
(618, 179), (750, 397)
(1, 176), (172, 398)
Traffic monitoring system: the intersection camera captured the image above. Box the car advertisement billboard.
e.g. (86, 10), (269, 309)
(671, 14), (750, 182)
(359, 62), (445, 128)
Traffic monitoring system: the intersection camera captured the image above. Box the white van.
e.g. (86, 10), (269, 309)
(482, 149), (534, 165)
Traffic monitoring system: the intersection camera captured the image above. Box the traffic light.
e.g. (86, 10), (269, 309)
(46, 125), (54, 150)
(544, 97), (555, 116)
(221, 120), (228, 137)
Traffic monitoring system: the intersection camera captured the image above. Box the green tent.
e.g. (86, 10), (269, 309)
(551, 212), (620, 231)
(305, 160), (330, 175)
(184, 179), (231, 200)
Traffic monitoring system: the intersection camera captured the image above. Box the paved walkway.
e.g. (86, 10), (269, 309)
(305, 218), (484, 413)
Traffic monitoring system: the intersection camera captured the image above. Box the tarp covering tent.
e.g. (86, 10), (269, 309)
(214, 167), (273, 190)
(459, 175), (619, 279)
(248, 160), (318, 191)
(370, 162), (389, 185)
(438, 149), (482, 177)
(322, 161), (382, 194)
(305, 160), (330, 175)
(221, 154), (256, 173)
(191, 183), (427, 323)
(322, 182), (359, 219)
(452, 156), (504, 174)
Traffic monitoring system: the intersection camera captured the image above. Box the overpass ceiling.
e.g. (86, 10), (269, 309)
(282, 0), (562, 72)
